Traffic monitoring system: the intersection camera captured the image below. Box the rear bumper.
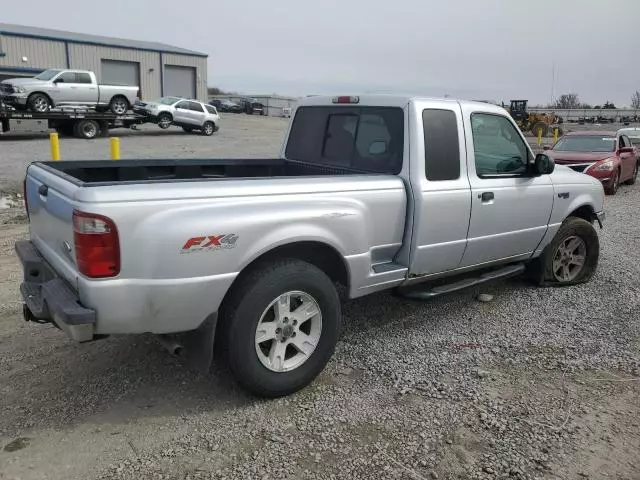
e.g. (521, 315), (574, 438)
(15, 240), (96, 342)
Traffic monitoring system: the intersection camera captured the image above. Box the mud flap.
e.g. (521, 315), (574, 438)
(181, 313), (217, 374)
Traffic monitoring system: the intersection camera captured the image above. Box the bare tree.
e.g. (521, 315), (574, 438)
(553, 93), (581, 109)
(632, 91), (640, 109)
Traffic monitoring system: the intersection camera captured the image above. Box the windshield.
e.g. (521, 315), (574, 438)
(34, 69), (62, 81)
(153, 96), (181, 105)
(553, 136), (615, 152)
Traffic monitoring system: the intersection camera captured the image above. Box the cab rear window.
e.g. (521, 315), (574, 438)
(285, 106), (404, 174)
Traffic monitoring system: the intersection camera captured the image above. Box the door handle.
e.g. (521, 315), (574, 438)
(38, 184), (48, 197)
(479, 192), (494, 202)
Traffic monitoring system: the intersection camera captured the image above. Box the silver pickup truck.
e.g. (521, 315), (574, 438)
(0, 68), (139, 114)
(16, 95), (605, 397)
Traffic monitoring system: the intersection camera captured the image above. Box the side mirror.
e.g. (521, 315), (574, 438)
(534, 153), (555, 175)
(368, 141), (388, 156)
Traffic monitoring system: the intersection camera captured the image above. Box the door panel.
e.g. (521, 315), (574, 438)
(188, 101), (206, 126)
(50, 71), (77, 104)
(460, 107), (553, 268)
(173, 101), (191, 124)
(619, 135), (634, 179)
(409, 101), (472, 275)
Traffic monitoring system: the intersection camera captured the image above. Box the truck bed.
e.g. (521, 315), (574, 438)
(34, 158), (368, 186)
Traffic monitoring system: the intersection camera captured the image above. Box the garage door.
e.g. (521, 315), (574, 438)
(164, 65), (196, 99)
(100, 60), (140, 89)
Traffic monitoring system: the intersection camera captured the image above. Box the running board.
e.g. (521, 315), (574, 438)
(397, 263), (526, 300)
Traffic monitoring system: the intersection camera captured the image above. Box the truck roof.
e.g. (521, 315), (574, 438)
(298, 94), (508, 113)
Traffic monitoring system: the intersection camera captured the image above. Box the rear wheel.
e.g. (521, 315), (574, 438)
(218, 259), (341, 397)
(73, 119), (100, 139)
(202, 121), (215, 136)
(605, 169), (620, 195)
(157, 113), (172, 129)
(109, 96), (129, 115)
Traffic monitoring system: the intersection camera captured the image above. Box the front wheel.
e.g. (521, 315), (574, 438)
(528, 217), (599, 286)
(605, 169), (620, 195)
(625, 163), (638, 185)
(218, 259), (341, 397)
(28, 93), (51, 113)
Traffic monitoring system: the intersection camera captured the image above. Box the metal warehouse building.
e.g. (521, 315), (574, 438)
(0, 23), (207, 101)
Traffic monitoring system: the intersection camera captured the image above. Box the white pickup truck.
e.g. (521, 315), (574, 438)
(16, 95), (605, 397)
(0, 68), (139, 114)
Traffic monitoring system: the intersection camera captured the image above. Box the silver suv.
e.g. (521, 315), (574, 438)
(134, 96), (220, 135)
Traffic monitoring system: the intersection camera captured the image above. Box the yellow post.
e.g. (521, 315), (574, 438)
(537, 128), (542, 145)
(49, 132), (60, 161)
(109, 137), (120, 160)
(553, 128), (559, 143)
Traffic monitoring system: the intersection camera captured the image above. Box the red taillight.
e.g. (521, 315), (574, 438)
(73, 210), (120, 278)
(332, 96), (360, 104)
(23, 178), (29, 219)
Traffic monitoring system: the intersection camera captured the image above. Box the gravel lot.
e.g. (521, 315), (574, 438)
(0, 114), (639, 480)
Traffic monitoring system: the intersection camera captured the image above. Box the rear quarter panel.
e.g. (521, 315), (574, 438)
(73, 176), (406, 333)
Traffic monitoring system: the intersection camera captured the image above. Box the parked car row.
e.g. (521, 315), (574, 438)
(209, 97), (265, 115)
(133, 96), (220, 136)
(544, 129), (639, 195)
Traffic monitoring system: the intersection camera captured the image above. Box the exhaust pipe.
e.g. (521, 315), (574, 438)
(154, 334), (183, 356)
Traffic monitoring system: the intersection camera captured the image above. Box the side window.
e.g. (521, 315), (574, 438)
(422, 109), (460, 181)
(56, 71), (77, 83)
(471, 113), (529, 176)
(189, 101), (204, 112)
(205, 105), (217, 115)
(75, 73), (92, 84)
(175, 101), (190, 110)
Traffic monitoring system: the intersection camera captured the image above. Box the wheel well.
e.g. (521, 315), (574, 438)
(110, 94), (129, 106)
(226, 241), (349, 302)
(27, 91), (53, 105)
(158, 111), (173, 119)
(568, 205), (595, 223)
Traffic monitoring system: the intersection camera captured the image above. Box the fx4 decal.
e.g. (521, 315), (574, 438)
(181, 234), (239, 254)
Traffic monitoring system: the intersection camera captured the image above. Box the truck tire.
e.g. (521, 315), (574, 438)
(73, 119), (100, 139)
(28, 93), (51, 113)
(527, 217), (599, 287)
(202, 121), (215, 136)
(109, 96), (129, 115)
(157, 113), (172, 129)
(218, 259), (341, 397)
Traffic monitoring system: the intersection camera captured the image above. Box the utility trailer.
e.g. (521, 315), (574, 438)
(0, 105), (150, 139)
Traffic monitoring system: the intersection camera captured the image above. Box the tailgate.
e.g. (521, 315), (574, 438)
(25, 165), (79, 286)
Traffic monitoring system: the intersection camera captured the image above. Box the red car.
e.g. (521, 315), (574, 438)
(545, 131), (638, 195)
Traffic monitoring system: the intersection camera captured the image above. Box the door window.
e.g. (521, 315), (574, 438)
(189, 101), (204, 112)
(471, 113), (530, 176)
(75, 73), (92, 84)
(618, 136), (627, 148)
(55, 71), (77, 83)
(175, 101), (190, 110)
(205, 105), (217, 115)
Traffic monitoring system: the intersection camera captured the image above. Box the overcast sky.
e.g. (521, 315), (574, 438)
(2, 0), (639, 105)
